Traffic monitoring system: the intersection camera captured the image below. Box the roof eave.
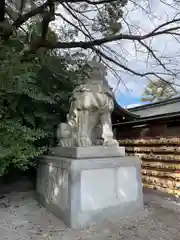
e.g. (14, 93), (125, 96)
(128, 96), (180, 112)
(113, 111), (180, 126)
(114, 101), (140, 119)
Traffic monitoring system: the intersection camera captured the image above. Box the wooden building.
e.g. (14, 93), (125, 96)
(113, 97), (180, 198)
(113, 97), (180, 139)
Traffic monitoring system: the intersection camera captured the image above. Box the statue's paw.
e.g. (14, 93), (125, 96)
(66, 138), (74, 146)
(59, 138), (73, 147)
(64, 139), (69, 147)
(103, 138), (119, 147)
(59, 139), (66, 147)
(85, 138), (92, 146)
(78, 136), (92, 147)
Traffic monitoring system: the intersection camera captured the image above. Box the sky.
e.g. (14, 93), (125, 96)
(107, 0), (180, 108)
(52, 0), (180, 109)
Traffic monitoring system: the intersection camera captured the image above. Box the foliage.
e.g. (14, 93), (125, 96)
(91, 0), (128, 36)
(1, 0), (180, 175)
(1, 0), (180, 96)
(0, 34), (87, 176)
(1, 0), (180, 91)
(140, 80), (178, 103)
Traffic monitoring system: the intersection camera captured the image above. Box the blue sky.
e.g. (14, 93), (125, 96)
(106, 0), (180, 108)
(116, 95), (142, 108)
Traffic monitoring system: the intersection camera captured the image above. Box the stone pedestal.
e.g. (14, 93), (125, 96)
(36, 146), (143, 229)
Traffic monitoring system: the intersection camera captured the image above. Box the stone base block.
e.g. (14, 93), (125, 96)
(51, 145), (125, 158)
(36, 147), (143, 229)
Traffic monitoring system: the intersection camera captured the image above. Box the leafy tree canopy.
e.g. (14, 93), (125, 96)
(141, 79), (178, 103)
(0, 27), (88, 176)
(1, 0), (180, 175)
(0, 0), (180, 90)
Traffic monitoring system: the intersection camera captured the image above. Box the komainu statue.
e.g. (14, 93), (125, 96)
(57, 57), (119, 147)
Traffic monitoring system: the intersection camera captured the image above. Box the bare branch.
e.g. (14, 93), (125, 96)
(39, 22), (180, 49)
(12, 1), (49, 29)
(138, 39), (175, 76)
(3, 0), (180, 94)
(19, 0), (26, 16)
(58, 0), (118, 5)
(40, 0), (55, 40)
(0, 0), (5, 22)
(92, 47), (180, 89)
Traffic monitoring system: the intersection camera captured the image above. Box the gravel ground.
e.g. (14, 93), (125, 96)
(0, 190), (180, 240)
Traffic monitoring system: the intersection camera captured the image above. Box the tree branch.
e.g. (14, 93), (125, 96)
(58, 0), (118, 5)
(40, 0), (55, 40)
(4, 0), (180, 91)
(12, 1), (49, 29)
(39, 20), (180, 50)
(138, 40), (175, 76)
(0, 0), (5, 22)
(93, 47), (180, 89)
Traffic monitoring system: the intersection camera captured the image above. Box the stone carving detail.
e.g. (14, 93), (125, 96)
(57, 57), (118, 147)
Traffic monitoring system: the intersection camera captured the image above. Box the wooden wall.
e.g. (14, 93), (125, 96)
(114, 120), (180, 139)
(119, 137), (180, 198)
